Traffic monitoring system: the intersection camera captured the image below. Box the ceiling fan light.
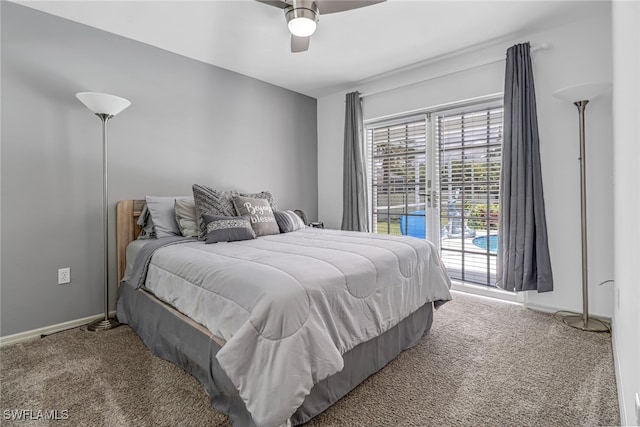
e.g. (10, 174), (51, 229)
(288, 16), (316, 37)
(285, 2), (318, 37)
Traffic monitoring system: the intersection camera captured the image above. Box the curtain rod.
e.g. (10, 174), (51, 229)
(359, 43), (549, 99)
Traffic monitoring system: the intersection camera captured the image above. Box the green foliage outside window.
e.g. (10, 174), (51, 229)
(467, 203), (499, 230)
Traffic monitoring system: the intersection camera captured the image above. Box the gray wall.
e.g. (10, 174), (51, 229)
(0, 3), (318, 336)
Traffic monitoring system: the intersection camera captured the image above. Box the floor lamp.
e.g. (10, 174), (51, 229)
(76, 92), (131, 331)
(552, 82), (610, 332)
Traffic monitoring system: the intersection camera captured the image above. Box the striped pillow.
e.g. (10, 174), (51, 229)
(274, 210), (307, 233)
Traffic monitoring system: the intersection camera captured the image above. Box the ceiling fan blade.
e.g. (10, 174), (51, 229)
(291, 35), (310, 53)
(255, 0), (289, 10)
(316, 0), (386, 14)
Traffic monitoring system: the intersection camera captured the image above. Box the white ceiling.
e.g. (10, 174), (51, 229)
(19, 0), (583, 98)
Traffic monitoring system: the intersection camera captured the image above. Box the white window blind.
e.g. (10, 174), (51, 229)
(437, 105), (503, 285)
(368, 116), (428, 237)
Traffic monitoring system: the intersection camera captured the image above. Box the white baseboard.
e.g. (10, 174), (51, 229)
(451, 280), (521, 303)
(0, 311), (117, 347)
(523, 301), (612, 322)
(451, 282), (613, 323)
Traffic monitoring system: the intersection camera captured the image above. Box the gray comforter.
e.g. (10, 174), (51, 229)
(130, 228), (452, 427)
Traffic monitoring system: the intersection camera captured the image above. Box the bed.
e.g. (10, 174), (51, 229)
(115, 199), (452, 427)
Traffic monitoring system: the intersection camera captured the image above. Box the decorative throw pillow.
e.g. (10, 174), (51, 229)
(239, 191), (278, 211)
(192, 184), (239, 240)
(203, 214), (256, 244)
(274, 210), (307, 233)
(145, 195), (192, 238)
(232, 196), (280, 237)
(174, 198), (199, 238)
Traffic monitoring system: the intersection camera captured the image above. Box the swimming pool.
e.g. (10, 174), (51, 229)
(473, 235), (498, 253)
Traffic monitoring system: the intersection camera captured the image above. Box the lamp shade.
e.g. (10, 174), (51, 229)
(285, 2), (318, 37)
(76, 92), (131, 116)
(552, 82), (611, 103)
(288, 16), (317, 37)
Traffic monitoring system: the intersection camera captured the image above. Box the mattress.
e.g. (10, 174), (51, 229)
(120, 228), (451, 427)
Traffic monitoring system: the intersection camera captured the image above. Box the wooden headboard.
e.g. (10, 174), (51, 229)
(116, 200), (145, 283)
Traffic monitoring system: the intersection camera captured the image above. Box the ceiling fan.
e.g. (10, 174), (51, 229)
(256, 0), (387, 52)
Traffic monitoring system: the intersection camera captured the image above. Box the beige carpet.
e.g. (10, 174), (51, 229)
(1, 292), (619, 426)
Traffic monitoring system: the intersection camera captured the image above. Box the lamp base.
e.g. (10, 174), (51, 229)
(560, 314), (610, 332)
(87, 317), (120, 331)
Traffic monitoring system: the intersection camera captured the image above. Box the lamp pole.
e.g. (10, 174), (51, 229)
(76, 92), (130, 332)
(87, 113), (119, 331)
(571, 100), (593, 329)
(552, 82), (610, 332)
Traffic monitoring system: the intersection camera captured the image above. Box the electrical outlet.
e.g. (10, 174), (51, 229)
(58, 268), (70, 285)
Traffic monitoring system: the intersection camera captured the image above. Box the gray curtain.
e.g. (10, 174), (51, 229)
(497, 43), (553, 292)
(341, 92), (369, 232)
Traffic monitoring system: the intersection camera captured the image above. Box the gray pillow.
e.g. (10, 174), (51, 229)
(232, 196), (280, 237)
(239, 191), (278, 211)
(193, 184), (239, 240)
(145, 196), (192, 238)
(174, 198), (199, 238)
(274, 210), (307, 233)
(203, 214), (256, 244)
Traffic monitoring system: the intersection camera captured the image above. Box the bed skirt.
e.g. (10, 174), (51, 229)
(116, 282), (434, 426)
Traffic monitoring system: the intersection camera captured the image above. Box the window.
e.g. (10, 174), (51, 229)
(368, 116), (430, 238)
(436, 104), (503, 286)
(367, 100), (503, 287)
